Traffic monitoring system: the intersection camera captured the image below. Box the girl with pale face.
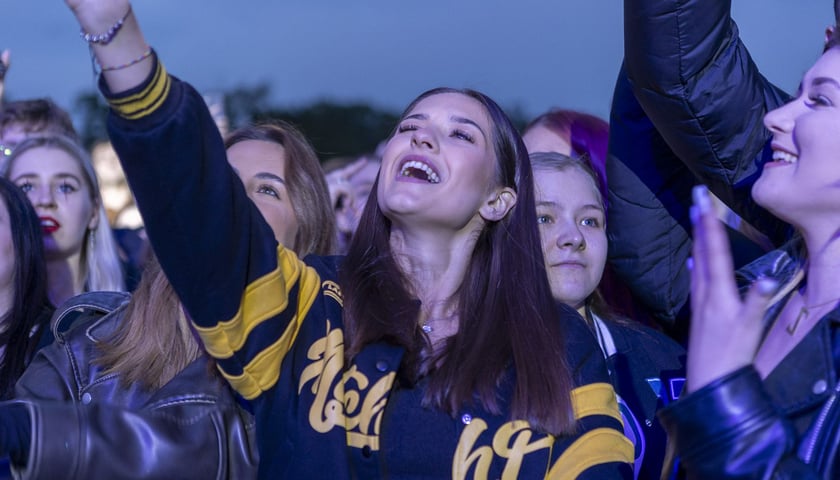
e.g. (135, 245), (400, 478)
(9, 146), (98, 262)
(2, 136), (124, 305)
(531, 152), (686, 480)
(534, 162), (607, 313)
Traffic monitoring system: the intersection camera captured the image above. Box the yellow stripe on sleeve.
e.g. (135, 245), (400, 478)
(218, 315), (300, 399)
(107, 61), (171, 119)
(547, 428), (634, 480)
(571, 382), (622, 423)
(194, 246), (319, 359)
(219, 256), (323, 399)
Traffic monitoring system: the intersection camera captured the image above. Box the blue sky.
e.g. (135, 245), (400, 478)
(3, 1), (832, 122)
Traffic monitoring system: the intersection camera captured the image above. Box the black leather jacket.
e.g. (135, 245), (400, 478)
(7, 291), (258, 479)
(659, 247), (840, 479)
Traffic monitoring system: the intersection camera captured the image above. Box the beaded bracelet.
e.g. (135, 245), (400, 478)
(80, 5), (133, 45)
(99, 46), (153, 72)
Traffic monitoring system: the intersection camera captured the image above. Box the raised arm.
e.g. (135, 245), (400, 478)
(65, 0), (151, 93)
(607, 65), (693, 330)
(61, 0), (313, 405)
(622, 0), (790, 244)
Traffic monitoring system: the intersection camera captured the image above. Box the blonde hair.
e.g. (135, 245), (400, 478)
(3, 135), (125, 293)
(96, 255), (199, 389)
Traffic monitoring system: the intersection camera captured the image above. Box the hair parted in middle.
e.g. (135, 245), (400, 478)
(340, 87), (577, 435)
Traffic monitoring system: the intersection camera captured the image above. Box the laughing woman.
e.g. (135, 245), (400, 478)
(59, 0), (634, 478)
(658, 29), (840, 479)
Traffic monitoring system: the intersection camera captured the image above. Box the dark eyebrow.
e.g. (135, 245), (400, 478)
(254, 172), (286, 184)
(231, 166), (286, 185)
(812, 77), (840, 89)
(451, 115), (487, 140)
(402, 113), (487, 140)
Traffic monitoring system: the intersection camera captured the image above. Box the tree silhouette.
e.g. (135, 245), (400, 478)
(73, 83), (527, 161)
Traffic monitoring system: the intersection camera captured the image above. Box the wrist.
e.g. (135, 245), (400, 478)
(80, 4), (132, 45)
(72, 1), (132, 38)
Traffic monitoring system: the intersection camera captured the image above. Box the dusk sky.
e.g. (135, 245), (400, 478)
(3, 1), (832, 123)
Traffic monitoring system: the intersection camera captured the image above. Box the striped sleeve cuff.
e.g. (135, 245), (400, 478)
(101, 51), (172, 120)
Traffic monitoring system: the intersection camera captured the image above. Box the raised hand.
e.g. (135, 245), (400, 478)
(685, 185), (776, 392)
(61, 0), (151, 94)
(64, 0), (131, 35)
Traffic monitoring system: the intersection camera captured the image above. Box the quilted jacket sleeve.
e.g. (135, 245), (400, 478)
(621, 0), (790, 243)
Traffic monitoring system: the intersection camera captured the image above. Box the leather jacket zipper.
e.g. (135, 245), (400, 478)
(800, 382), (840, 464)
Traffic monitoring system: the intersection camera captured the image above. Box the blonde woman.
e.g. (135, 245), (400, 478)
(2, 135), (124, 305)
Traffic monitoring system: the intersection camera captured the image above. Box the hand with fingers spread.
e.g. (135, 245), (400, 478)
(686, 185), (777, 392)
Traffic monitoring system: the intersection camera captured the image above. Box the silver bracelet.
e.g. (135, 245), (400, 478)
(79, 5), (133, 45)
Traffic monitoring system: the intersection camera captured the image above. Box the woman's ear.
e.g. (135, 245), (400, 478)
(88, 203), (101, 231)
(479, 188), (517, 222)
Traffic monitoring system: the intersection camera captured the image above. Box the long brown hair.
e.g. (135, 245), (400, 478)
(95, 255), (196, 390)
(97, 121), (336, 389)
(341, 88), (576, 435)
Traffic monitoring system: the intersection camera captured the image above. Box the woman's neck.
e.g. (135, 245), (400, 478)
(799, 228), (840, 305)
(391, 221), (481, 292)
(46, 254), (85, 306)
(389, 221), (483, 337)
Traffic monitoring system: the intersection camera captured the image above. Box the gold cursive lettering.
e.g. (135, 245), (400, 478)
(298, 320), (396, 451)
(453, 419), (493, 480)
(493, 421), (554, 479)
(454, 418), (555, 479)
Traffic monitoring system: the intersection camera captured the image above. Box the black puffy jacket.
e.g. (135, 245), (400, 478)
(607, 0), (792, 329)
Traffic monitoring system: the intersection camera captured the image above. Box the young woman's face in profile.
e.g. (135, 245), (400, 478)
(377, 92), (500, 229)
(522, 123), (572, 156)
(754, 47), (840, 222)
(9, 146), (97, 261)
(226, 140), (300, 249)
(534, 166), (607, 310)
